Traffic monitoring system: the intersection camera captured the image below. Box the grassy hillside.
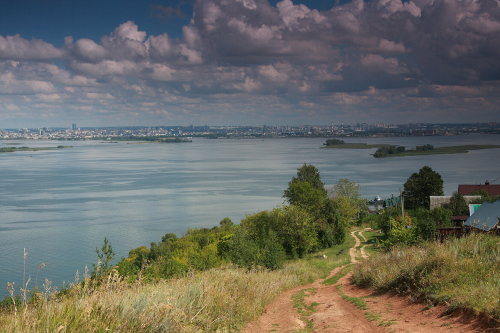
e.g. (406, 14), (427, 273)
(0, 234), (354, 332)
(352, 232), (500, 324)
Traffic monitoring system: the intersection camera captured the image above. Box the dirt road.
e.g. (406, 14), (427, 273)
(242, 230), (485, 333)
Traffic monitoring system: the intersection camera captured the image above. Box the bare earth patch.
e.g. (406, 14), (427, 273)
(242, 230), (492, 333)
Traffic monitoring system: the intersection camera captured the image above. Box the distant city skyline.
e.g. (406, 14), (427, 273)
(1, 0), (500, 128)
(3, 120), (500, 131)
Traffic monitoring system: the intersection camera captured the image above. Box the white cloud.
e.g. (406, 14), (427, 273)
(72, 38), (109, 62)
(0, 34), (64, 60)
(0, 72), (56, 94)
(376, 0), (421, 17)
(85, 92), (115, 100)
(258, 64), (288, 82)
(277, 0), (311, 27)
(111, 21), (147, 42)
(35, 93), (61, 102)
(71, 60), (140, 76)
(361, 54), (409, 74)
(146, 33), (172, 58)
(377, 39), (407, 54)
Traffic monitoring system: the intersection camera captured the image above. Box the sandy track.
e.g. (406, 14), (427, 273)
(242, 229), (485, 333)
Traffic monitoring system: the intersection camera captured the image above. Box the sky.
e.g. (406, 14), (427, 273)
(1, 0), (500, 128)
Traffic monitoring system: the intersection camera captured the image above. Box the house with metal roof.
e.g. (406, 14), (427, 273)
(464, 201), (500, 233)
(458, 181), (500, 197)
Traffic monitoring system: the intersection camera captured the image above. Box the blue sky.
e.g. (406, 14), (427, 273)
(1, 0), (499, 128)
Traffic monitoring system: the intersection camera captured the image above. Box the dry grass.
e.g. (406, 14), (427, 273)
(352, 232), (500, 324)
(0, 261), (322, 332)
(0, 230), (358, 332)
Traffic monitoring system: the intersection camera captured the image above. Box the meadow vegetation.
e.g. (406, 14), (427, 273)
(352, 232), (500, 324)
(0, 230), (355, 332)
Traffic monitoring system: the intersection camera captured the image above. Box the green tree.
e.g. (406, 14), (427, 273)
(320, 199), (345, 245)
(285, 180), (326, 216)
(403, 166), (444, 209)
(444, 191), (469, 215)
(161, 232), (177, 243)
(332, 178), (368, 219)
(470, 189), (499, 204)
(92, 237), (115, 278)
(283, 163), (327, 205)
(219, 217), (234, 230)
(271, 205), (318, 258)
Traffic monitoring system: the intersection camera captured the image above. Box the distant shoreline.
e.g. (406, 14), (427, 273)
(321, 143), (391, 149)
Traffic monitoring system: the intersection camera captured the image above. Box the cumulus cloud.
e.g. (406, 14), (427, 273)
(0, 34), (64, 60)
(0, 71), (57, 94)
(111, 21), (147, 42)
(1, 0), (500, 126)
(361, 54), (409, 74)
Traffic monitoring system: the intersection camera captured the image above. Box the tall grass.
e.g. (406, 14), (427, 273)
(352, 232), (500, 322)
(1, 229), (356, 332)
(0, 260), (324, 332)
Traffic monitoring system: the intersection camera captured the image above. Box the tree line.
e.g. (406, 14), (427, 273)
(373, 144), (434, 157)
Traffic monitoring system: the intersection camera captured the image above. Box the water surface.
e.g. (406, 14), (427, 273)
(1, 135), (499, 297)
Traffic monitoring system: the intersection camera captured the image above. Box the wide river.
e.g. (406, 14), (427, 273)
(1, 134), (499, 297)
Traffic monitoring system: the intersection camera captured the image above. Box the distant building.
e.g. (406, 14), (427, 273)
(411, 129), (438, 136)
(429, 196), (480, 210)
(458, 182), (500, 197)
(72, 124), (77, 130)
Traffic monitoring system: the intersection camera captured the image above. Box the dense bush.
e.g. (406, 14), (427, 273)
(373, 145), (405, 157)
(117, 220), (232, 281)
(415, 144), (434, 151)
(324, 139), (345, 146)
(363, 206), (453, 247)
(470, 189), (500, 204)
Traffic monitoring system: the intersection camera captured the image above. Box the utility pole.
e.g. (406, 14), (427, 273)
(389, 194), (393, 231)
(400, 188), (405, 224)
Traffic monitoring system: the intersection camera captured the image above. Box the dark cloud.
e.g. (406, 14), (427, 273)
(150, 4), (188, 22)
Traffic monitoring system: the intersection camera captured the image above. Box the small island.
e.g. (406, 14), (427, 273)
(101, 136), (192, 144)
(321, 139), (500, 157)
(373, 144), (500, 157)
(124, 137), (192, 144)
(322, 139), (390, 149)
(0, 145), (72, 153)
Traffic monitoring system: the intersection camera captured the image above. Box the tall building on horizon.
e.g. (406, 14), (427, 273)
(72, 124), (77, 130)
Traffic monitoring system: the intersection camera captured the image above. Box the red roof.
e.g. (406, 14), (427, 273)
(458, 184), (500, 196)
